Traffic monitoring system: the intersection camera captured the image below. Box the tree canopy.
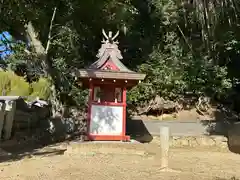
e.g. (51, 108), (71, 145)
(1, 0), (240, 115)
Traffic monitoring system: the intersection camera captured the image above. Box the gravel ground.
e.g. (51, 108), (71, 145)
(0, 142), (240, 180)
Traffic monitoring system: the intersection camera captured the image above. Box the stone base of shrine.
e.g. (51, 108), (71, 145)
(87, 135), (130, 141)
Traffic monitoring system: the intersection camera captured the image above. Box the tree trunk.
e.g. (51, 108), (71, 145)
(24, 8), (62, 117)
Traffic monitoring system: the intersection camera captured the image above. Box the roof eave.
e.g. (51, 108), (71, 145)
(73, 69), (146, 81)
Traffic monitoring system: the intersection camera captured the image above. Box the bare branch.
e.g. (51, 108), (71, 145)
(45, 7), (57, 54)
(177, 25), (193, 53)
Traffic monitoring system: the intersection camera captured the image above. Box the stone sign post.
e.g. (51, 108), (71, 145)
(160, 126), (180, 172)
(160, 126), (170, 169)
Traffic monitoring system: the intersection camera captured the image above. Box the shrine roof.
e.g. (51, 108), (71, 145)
(74, 29), (146, 81)
(89, 43), (133, 72)
(74, 69), (146, 80)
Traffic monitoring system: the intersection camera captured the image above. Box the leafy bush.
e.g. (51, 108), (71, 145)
(0, 71), (30, 96)
(29, 77), (51, 100)
(0, 71), (51, 100)
(128, 32), (232, 107)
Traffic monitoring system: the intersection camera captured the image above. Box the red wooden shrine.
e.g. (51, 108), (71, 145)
(74, 30), (146, 141)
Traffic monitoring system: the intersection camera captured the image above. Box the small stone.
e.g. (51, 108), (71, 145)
(216, 141), (227, 148)
(212, 135), (227, 143)
(64, 144), (77, 155)
(170, 139), (181, 147)
(188, 138), (199, 147)
(197, 136), (216, 146)
(180, 139), (189, 146)
(172, 136), (181, 140)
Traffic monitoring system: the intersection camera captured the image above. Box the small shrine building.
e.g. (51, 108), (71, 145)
(74, 29), (146, 141)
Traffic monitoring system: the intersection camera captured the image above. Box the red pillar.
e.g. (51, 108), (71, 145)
(87, 82), (93, 140)
(122, 86), (130, 141)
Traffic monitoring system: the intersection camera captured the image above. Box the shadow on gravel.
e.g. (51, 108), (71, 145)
(226, 122), (240, 154)
(200, 106), (240, 154)
(200, 107), (238, 136)
(126, 118), (153, 143)
(0, 116), (71, 163)
(0, 139), (66, 163)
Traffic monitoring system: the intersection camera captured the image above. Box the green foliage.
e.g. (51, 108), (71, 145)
(1, 0), (240, 112)
(0, 71), (52, 100)
(0, 71), (30, 96)
(184, 57), (232, 98)
(128, 24), (232, 105)
(29, 77), (51, 100)
(6, 42), (44, 82)
(128, 31), (187, 103)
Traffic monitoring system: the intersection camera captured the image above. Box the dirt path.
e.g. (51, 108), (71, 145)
(0, 142), (240, 180)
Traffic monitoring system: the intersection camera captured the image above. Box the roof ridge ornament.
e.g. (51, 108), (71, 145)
(102, 29), (119, 44)
(96, 29), (122, 59)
